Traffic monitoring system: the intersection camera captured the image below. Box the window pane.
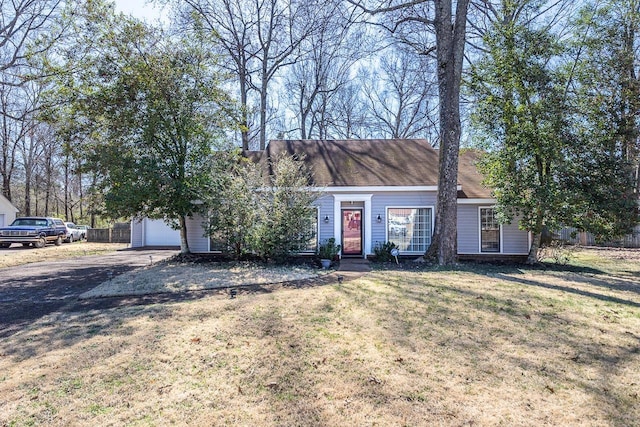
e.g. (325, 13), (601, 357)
(303, 213), (318, 252)
(481, 208), (500, 252)
(388, 208), (432, 252)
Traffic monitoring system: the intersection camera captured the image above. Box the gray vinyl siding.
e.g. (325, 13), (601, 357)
(316, 194), (335, 244)
(502, 220), (529, 254)
(131, 219), (143, 248)
(315, 190), (437, 255)
(187, 214), (209, 253)
(457, 205), (479, 253)
(371, 191), (437, 250)
(456, 205), (530, 254)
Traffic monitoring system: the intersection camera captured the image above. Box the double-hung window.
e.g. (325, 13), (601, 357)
(301, 209), (319, 253)
(480, 207), (500, 252)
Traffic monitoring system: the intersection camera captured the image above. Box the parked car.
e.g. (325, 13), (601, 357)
(0, 217), (67, 248)
(75, 225), (91, 240)
(64, 222), (83, 243)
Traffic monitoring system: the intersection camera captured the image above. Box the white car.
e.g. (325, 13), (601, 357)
(64, 222), (83, 243)
(75, 225), (91, 240)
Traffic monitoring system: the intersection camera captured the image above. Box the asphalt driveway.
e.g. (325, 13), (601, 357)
(0, 249), (179, 339)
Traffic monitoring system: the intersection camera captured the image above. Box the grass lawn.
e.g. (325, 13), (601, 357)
(1, 248), (639, 426)
(0, 242), (130, 269)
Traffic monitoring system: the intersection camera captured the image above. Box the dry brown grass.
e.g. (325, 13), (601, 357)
(80, 262), (324, 298)
(1, 248), (639, 426)
(0, 242), (130, 268)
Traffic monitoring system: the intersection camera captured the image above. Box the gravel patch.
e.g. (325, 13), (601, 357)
(80, 262), (325, 298)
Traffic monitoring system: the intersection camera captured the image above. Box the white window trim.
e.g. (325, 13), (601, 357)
(478, 206), (503, 253)
(298, 206), (320, 254)
(385, 206), (435, 254)
(309, 185), (460, 193)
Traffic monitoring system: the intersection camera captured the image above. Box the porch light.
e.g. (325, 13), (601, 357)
(376, 214), (382, 223)
(324, 215), (330, 223)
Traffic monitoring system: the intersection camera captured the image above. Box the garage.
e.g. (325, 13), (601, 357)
(0, 194), (18, 228)
(144, 218), (180, 246)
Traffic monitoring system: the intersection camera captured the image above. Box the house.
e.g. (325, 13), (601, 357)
(0, 194), (19, 228)
(131, 139), (531, 259)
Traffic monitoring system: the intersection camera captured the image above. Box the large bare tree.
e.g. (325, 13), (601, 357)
(0, 0), (63, 84)
(1, 0), (66, 203)
(348, 0), (470, 265)
(362, 46), (438, 139)
(283, 0), (370, 139)
(181, 0), (317, 150)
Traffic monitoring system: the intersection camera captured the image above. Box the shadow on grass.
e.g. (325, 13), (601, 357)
(3, 262), (639, 426)
(493, 273), (640, 308)
(371, 259), (606, 276)
(335, 271), (640, 426)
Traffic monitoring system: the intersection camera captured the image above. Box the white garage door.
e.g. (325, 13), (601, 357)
(144, 219), (180, 246)
(0, 214), (4, 227)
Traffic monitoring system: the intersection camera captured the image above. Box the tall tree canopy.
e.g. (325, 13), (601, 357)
(469, 0), (638, 262)
(567, 0), (640, 240)
(468, 0), (573, 263)
(50, 3), (237, 253)
(179, 0), (317, 150)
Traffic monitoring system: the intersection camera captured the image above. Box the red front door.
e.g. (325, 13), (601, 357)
(342, 209), (363, 255)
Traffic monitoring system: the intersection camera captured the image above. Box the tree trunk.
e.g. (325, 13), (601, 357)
(34, 174), (39, 215)
(259, 71), (268, 150)
(79, 171), (83, 218)
(179, 215), (190, 254)
(64, 156), (70, 220)
(425, 0), (469, 265)
(2, 174), (11, 201)
(239, 70), (250, 151)
(527, 232), (541, 265)
(24, 167), (31, 216)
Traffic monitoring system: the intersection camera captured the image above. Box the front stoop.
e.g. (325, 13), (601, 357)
(337, 258), (371, 273)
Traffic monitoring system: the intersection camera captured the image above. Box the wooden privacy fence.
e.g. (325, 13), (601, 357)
(555, 225), (640, 248)
(87, 224), (131, 243)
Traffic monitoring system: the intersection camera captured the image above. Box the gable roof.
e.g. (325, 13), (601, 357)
(245, 139), (492, 199)
(457, 149), (493, 199)
(0, 194), (19, 213)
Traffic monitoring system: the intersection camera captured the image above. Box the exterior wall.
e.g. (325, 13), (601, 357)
(186, 214), (209, 253)
(457, 205), (480, 253)
(131, 219), (144, 248)
(0, 195), (18, 226)
(317, 190), (437, 257)
(457, 204), (530, 255)
(316, 194), (334, 247)
(502, 220), (530, 254)
(130, 192), (531, 258)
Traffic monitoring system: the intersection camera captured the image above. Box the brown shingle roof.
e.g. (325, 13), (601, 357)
(245, 139), (493, 198)
(457, 149), (493, 199)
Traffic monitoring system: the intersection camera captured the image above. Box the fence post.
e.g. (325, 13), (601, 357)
(579, 232), (588, 246)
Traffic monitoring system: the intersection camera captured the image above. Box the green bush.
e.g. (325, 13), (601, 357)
(373, 241), (398, 262)
(206, 152), (321, 262)
(318, 238), (341, 260)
